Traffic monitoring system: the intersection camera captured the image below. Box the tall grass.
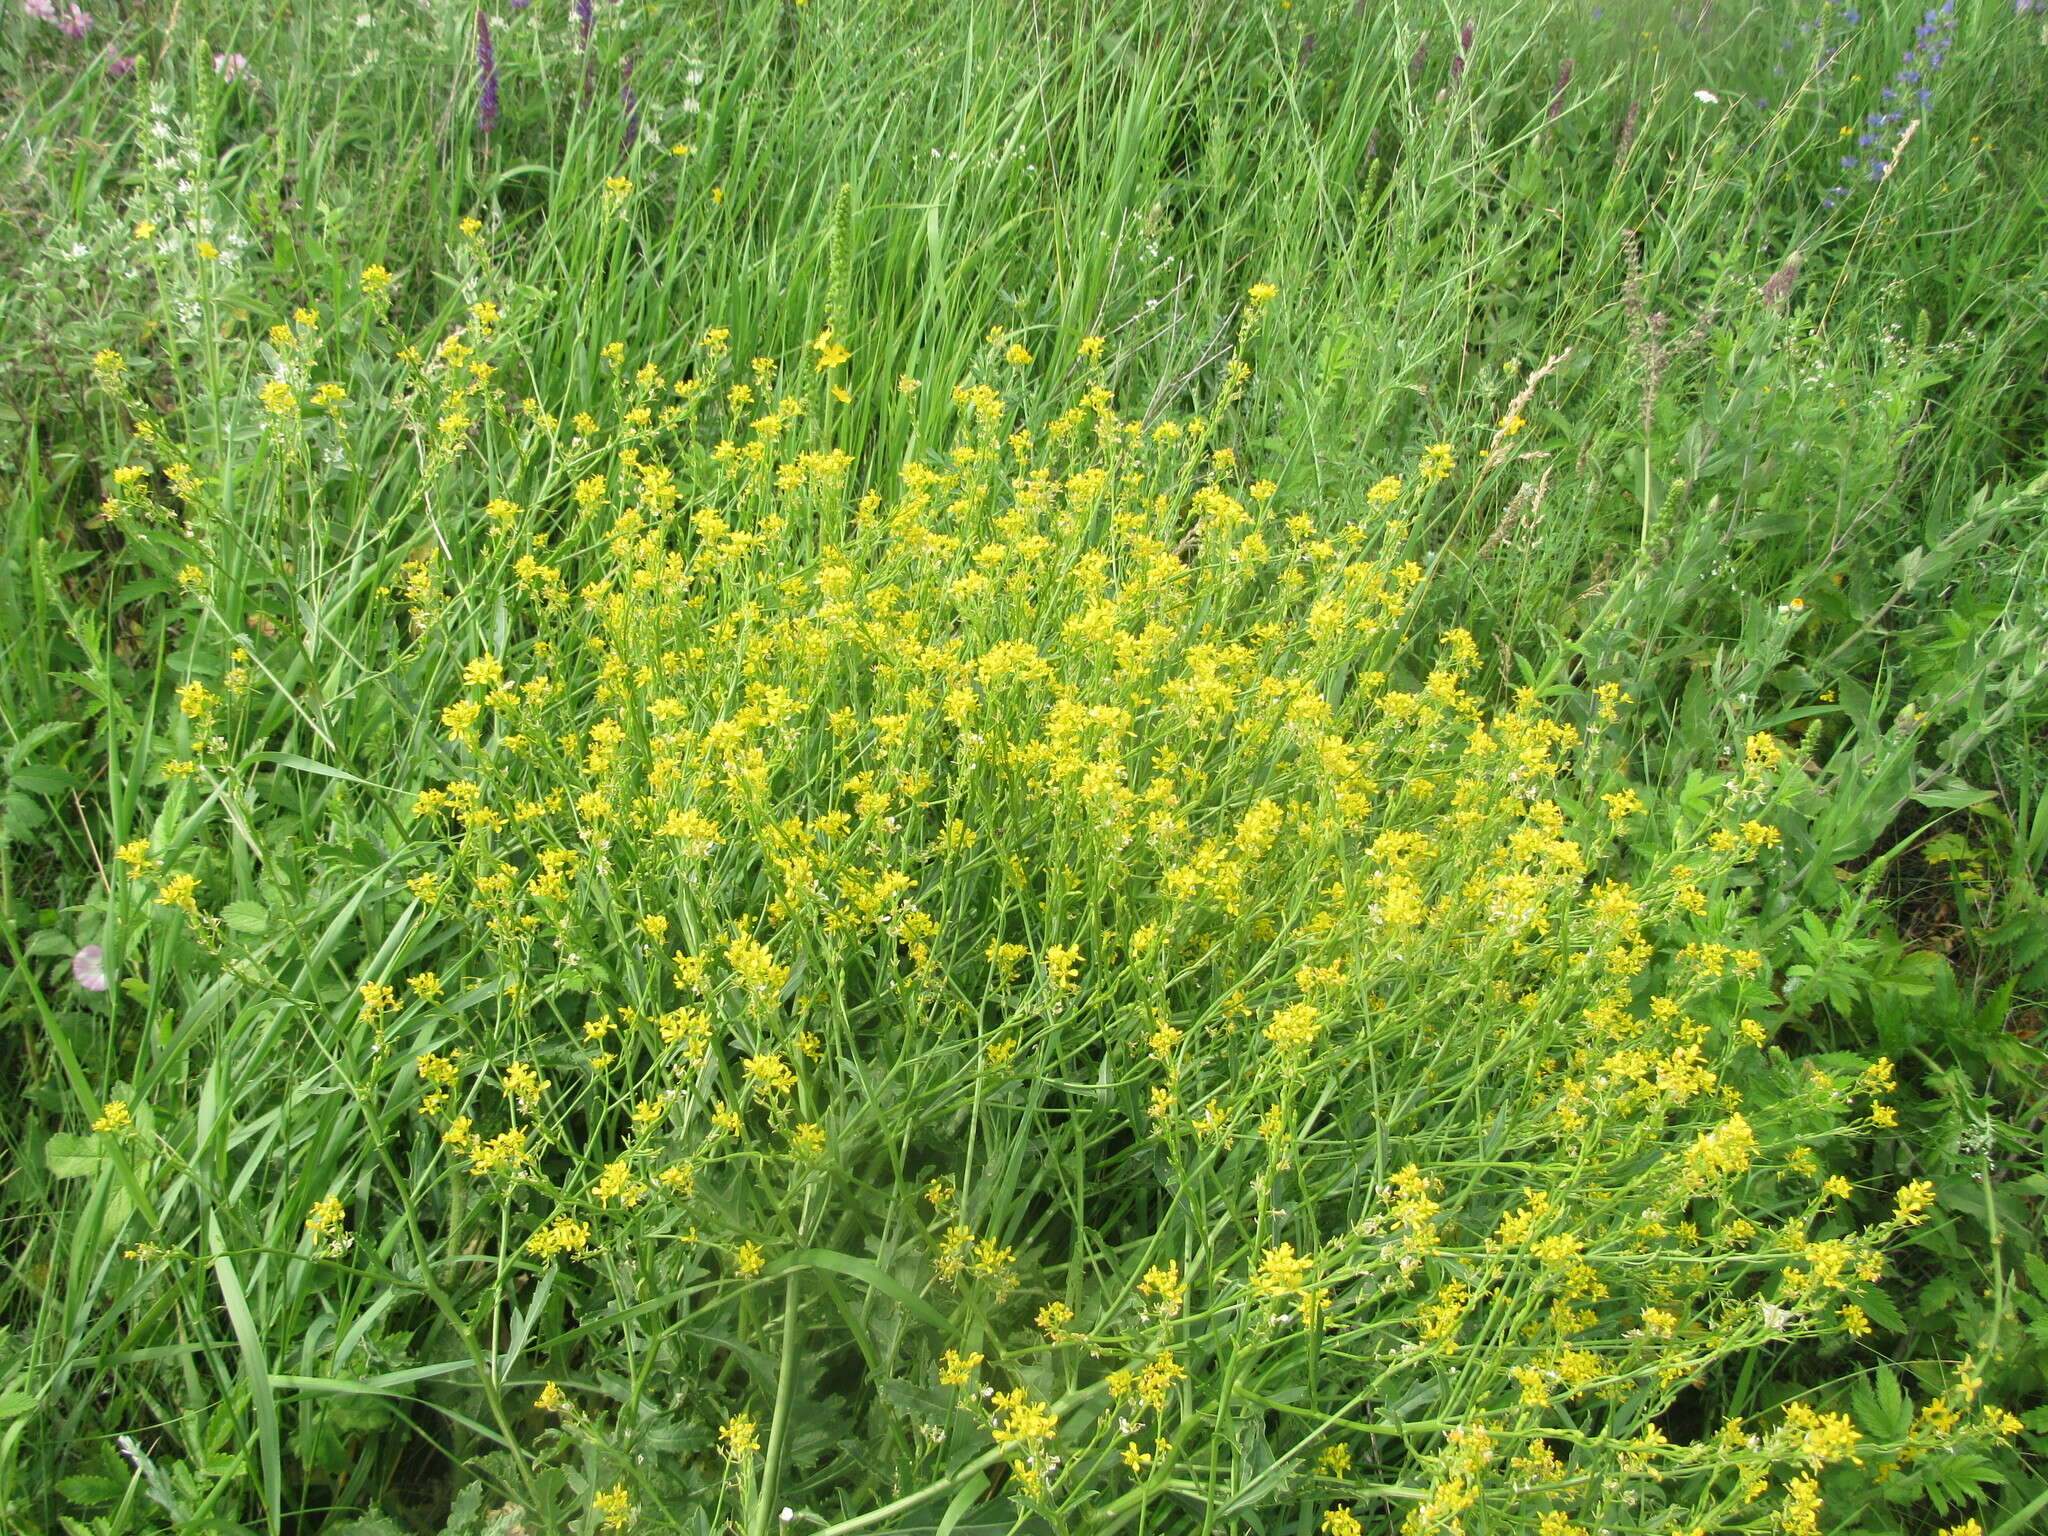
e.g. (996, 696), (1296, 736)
(3, 2), (2046, 1533)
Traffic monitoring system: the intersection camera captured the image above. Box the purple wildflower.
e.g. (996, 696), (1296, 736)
(103, 46), (135, 76)
(56, 1), (91, 36)
(1548, 57), (1573, 120)
(576, 0), (593, 47)
(1616, 98), (1640, 159)
(214, 52), (253, 84)
(23, 0), (57, 19)
(477, 9), (499, 134)
(1451, 20), (1472, 80)
(72, 945), (109, 993)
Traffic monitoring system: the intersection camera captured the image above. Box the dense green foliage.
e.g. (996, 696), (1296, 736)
(3, 2), (2046, 1534)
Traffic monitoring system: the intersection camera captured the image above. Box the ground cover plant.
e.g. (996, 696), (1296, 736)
(3, 2), (2047, 1534)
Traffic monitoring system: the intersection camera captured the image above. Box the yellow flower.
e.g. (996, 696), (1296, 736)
(812, 328), (852, 371)
(92, 1100), (132, 1134)
(1247, 282), (1279, 305)
(742, 1052), (796, 1095)
(501, 1060), (551, 1112)
(1140, 1261), (1187, 1318)
(1323, 1509), (1362, 1536)
(1251, 1242), (1313, 1298)
(719, 1411), (761, 1461)
(939, 1348), (983, 1386)
(593, 1485), (633, 1530)
(1264, 1002), (1322, 1055)
(988, 1388), (1059, 1450)
(1892, 1179), (1936, 1226)
(735, 1240), (766, 1277)
(525, 1214), (593, 1260)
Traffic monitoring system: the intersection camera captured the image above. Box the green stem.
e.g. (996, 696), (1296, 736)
(810, 1382), (1108, 1536)
(751, 1267), (805, 1536)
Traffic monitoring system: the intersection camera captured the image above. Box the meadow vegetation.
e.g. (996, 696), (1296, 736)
(3, 2), (2047, 1533)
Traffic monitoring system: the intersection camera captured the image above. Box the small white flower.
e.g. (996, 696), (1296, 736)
(1694, 89), (1720, 104)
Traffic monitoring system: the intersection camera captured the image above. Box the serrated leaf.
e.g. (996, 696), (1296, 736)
(1918, 1449), (2004, 1514)
(220, 900), (270, 935)
(57, 1474), (125, 1506)
(44, 1132), (102, 1179)
(1857, 1285), (1907, 1333)
(9, 766), (72, 795)
(1852, 1365), (1912, 1441)
(438, 1482), (485, 1536)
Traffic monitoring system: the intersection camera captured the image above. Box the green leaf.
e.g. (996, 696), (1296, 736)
(438, 1483), (485, 1536)
(220, 901), (270, 935)
(1913, 776), (1995, 810)
(1856, 1285), (1907, 1333)
(44, 1132), (102, 1178)
(9, 766), (73, 795)
(57, 1475), (125, 1506)
(1851, 1366), (1912, 1441)
(0, 1389), (37, 1421)
(211, 1236), (283, 1536)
